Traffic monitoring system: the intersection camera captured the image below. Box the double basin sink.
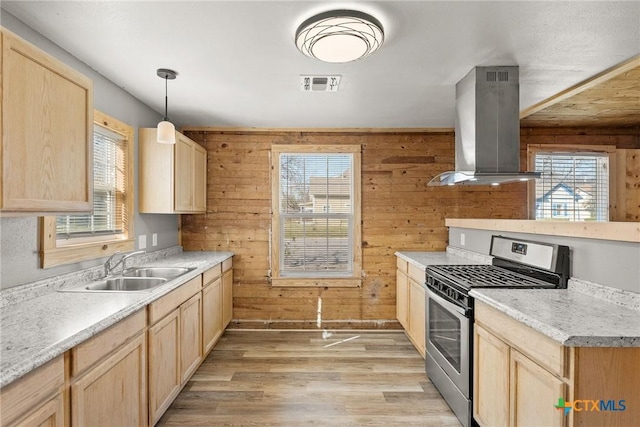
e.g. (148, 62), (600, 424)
(61, 267), (196, 293)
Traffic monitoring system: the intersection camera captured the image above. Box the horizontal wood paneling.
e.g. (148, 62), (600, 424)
(182, 130), (527, 328)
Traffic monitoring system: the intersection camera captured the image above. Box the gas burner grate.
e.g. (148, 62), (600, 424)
(427, 265), (554, 289)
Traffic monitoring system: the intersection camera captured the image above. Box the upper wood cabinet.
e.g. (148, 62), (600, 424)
(0, 28), (93, 215)
(139, 128), (207, 213)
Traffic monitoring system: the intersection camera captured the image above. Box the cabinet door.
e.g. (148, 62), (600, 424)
(202, 278), (223, 355)
(1, 29), (93, 213)
(510, 350), (565, 427)
(222, 268), (233, 328)
(474, 324), (510, 427)
(193, 143), (207, 212)
(71, 333), (147, 427)
(174, 134), (193, 212)
(180, 292), (203, 383)
(396, 270), (409, 330)
(11, 393), (64, 427)
(148, 309), (181, 425)
(408, 278), (426, 357)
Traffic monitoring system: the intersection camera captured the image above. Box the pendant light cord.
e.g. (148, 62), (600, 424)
(164, 76), (169, 121)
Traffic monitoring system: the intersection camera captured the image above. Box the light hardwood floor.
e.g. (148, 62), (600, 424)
(157, 330), (460, 426)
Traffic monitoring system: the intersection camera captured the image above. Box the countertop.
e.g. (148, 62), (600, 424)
(395, 247), (492, 270)
(471, 282), (640, 347)
(0, 250), (233, 387)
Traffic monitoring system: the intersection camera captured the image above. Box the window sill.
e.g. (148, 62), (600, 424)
(40, 238), (135, 268)
(270, 277), (362, 288)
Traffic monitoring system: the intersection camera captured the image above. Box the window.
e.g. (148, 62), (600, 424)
(529, 145), (613, 222)
(40, 111), (134, 268)
(271, 145), (361, 287)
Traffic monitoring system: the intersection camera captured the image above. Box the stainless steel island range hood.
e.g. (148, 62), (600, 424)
(428, 66), (540, 186)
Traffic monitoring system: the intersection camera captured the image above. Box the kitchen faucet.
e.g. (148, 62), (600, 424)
(104, 250), (146, 276)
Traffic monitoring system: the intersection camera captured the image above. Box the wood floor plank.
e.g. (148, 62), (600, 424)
(157, 330), (460, 426)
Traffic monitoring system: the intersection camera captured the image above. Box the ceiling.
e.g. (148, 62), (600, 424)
(2, 1), (639, 129)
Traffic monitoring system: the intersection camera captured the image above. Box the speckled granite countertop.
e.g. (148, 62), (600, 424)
(395, 247), (492, 270)
(0, 250), (233, 387)
(471, 280), (640, 347)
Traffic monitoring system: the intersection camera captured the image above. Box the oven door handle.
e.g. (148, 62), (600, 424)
(426, 288), (467, 317)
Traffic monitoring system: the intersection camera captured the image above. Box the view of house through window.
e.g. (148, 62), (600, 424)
(279, 153), (353, 276)
(57, 124), (128, 241)
(534, 152), (609, 221)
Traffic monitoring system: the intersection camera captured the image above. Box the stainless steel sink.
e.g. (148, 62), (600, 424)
(62, 277), (168, 292)
(58, 266), (196, 292)
(123, 267), (194, 279)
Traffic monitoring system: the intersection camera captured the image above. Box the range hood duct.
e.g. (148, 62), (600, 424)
(428, 66), (540, 186)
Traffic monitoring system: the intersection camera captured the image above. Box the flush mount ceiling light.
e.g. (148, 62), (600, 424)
(295, 10), (384, 63)
(156, 68), (177, 144)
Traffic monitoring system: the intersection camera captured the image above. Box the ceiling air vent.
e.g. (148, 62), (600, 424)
(300, 75), (341, 92)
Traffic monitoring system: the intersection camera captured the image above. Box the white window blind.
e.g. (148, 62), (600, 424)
(534, 153), (609, 222)
(57, 125), (128, 238)
(279, 153), (353, 276)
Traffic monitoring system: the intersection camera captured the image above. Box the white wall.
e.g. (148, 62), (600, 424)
(0, 11), (180, 289)
(448, 227), (640, 293)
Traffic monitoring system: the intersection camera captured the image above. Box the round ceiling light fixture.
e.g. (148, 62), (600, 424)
(295, 10), (384, 63)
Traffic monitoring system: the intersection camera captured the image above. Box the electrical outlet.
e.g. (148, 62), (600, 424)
(460, 233), (466, 246)
(139, 235), (147, 250)
(152, 233), (158, 247)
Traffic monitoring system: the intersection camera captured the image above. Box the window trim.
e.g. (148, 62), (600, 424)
(40, 110), (135, 268)
(527, 144), (616, 221)
(270, 144), (362, 288)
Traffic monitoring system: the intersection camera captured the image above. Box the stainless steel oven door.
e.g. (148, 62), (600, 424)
(426, 289), (470, 397)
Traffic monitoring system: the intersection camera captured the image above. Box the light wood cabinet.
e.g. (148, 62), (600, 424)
(0, 356), (64, 427)
(474, 301), (640, 427)
(0, 28), (93, 215)
(396, 259), (409, 330)
(222, 265), (233, 328)
(70, 309), (147, 427)
(148, 309), (181, 425)
(395, 257), (426, 357)
(180, 292), (202, 383)
(408, 278), (426, 356)
(139, 128), (207, 213)
(147, 274), (202, 425)
(203, 276), (223, 355)
(71, 333), (147, 427)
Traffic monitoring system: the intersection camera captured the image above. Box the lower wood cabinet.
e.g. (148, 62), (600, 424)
(474, 300), (640, 427)
(0, 356), (64, 427)
(395, 256), (426, 357)
(202, 276), (223, 355)
(71, 333), (147, 427)
(180, 292), (202, 383)
(222, 266), (233, 328)
(148, 309), (181, 425)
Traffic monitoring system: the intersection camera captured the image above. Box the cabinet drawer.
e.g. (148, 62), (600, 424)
(396, 257), (408, 273)
(72, 309), (146, 377)
(222, 257), (232, 272)
(0, 355), (64, 426)
(148, 275), (202, 324)
(203, 263), (222, 285)
(408, 263), (425, 284)
(475, 301), (565, 377)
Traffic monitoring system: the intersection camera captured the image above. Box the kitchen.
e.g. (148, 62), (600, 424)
(1, 1), (639, 427)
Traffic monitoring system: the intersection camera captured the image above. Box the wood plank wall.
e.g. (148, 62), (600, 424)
(181, 130), (527, 329)
(521, 126), (640, 220)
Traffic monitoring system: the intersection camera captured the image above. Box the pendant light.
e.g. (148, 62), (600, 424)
(156, 68), (177, 144)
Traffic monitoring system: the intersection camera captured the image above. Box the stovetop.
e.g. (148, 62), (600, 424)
(426, 264), (557, 290)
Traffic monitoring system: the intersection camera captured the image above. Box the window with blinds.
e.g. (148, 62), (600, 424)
(534, 152), (609, 222)
(278, 153), (354, 276)
(56, 124), (128, 239)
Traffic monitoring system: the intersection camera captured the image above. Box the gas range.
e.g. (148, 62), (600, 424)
(424, 236), (570, 427)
